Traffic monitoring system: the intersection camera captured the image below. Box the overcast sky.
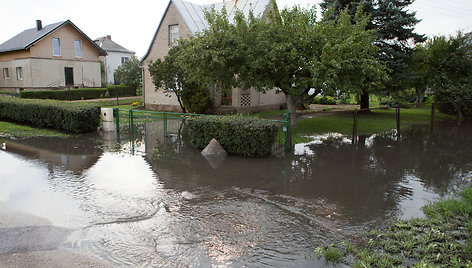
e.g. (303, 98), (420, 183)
(0, 0), (471, 58)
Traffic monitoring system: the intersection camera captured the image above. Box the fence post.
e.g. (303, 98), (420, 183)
(285, 109), (291, 152)
(430, 103), (435, 131)
(352, 109), (358, 144)
(129, 109), (134, 134)
(163, 112), (168, 138)
(396, 106), (401, 138)
(114, 108), (119, 133)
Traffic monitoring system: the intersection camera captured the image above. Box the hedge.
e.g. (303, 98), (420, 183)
(185, 115), (279, 157)
(0, 96), (100, 133)
(19, 85), (135, 100)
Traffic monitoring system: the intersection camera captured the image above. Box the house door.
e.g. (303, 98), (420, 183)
(64, 67), (74, 87)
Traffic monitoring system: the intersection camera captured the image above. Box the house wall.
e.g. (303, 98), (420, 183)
(0, 49), (31, 61)
(29, 23), (100, 61)
(104, 51), (135, 84)
(0, 58), (101, 89)
(142, 1), (191, 112)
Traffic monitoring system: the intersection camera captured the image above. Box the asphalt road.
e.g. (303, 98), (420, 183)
(0, 203), (111, 267)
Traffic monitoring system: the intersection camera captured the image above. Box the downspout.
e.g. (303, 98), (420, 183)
(140, 65), (145, 108)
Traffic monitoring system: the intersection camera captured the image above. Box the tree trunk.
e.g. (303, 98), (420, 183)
(454, 103), (464, 121)
(360, 90), (369, 111)
(415, 90), (424, 108)
(286, 94), (297, 129)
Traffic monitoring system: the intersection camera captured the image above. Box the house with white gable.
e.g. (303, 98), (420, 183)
(94, 35), (135, 85)
(141, 0), (286, 113)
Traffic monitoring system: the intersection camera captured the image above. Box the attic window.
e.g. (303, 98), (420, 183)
(74, 40), (82, 58)
(52, 37), (61, 56)
(169, 25), (179, 46)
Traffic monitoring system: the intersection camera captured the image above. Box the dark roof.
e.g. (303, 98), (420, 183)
(0, 20), (106, 55)
(94, 36), (135, 54)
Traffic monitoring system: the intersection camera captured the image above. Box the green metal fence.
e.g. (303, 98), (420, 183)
(113, 108), (291, 152)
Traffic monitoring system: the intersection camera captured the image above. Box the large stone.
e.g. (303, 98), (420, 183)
(201, 138), (227, 158)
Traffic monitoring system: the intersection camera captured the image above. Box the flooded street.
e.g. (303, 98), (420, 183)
(1, 120), (471, 267)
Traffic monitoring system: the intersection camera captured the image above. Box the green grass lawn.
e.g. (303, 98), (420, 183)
(295, 106), (455, 143)
(0, 121), (69, 138)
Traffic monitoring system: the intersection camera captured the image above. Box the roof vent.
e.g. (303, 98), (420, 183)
(106, 35), (111, 40)
(36, 20), (42, 31)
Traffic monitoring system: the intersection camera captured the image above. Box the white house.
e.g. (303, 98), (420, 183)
(94, 35), (135, 85)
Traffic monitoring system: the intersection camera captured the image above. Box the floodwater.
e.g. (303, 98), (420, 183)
(0, 120), (471, 267)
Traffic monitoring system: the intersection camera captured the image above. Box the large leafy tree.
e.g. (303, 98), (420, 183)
(114, 55), (142, 93)
(420, 33), (472, 120)
(321, 0), (426, 109)
(163, 0), (386, 127)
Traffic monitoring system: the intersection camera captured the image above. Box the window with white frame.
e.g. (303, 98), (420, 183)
(74, 40), (82, 58)
(16, 67), (23, 80)
(121, 57), (129, 64)
(169, 25), (179, 46)
(52, 37), (61, 56)
(3, 68), (9, 79)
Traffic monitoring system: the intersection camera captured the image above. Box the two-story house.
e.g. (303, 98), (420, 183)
(141, 0), (286, 113)
(0, 20), (106, 92)
(94, 35), (135, 85)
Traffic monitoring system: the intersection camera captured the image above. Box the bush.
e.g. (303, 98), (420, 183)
(107, 85), (136, 97)
(185, 115), (279, 157)
(19, 85), (136, 101)
(312, 95), (337, 105)
(181, 82), (212, 113)
(0, 96), (99, 133)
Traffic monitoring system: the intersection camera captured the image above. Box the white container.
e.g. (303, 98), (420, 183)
(101, 108), (114, 122)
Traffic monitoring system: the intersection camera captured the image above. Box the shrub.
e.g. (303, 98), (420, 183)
(19, 85), (136, 101)
(0, 96), (99, 133)
(107, 85), (136, 97)
(312, 95), (337, 105)
(181, 82), (212, 114)
(185, 115), (279, 157)
(20, 88), (107, 100)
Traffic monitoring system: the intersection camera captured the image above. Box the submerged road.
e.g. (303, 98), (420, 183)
(0, 203), (110, 267)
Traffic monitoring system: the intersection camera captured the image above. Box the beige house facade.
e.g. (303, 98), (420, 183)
(141, 0), (286, 113)
(0, 20), (106, 91)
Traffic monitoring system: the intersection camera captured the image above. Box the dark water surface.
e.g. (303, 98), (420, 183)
(1, 120), (471, 267)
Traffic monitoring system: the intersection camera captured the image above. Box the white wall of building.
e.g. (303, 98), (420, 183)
(103, 51), (134, 84)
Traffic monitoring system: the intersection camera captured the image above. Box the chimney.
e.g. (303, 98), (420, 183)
(36, 20), (42, 31)
(106, 35), (111, 40)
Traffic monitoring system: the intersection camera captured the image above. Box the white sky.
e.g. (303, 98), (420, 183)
(0, 0), (471, 58)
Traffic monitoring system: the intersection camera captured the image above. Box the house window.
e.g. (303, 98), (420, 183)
(16, 67), (23, 80)
(3, 68), (9, 79)
(74, 40), (82, 58)
(121, 57), (129, 64)
(169, 25), (179, 45)
(52, 37), (61, 56)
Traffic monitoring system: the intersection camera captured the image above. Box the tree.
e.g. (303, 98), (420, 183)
(114, 55), (142, 93)
(321, 0), (426, 109)
(421, 33), (472, 120)
(167, 1), (386, 127)
(148, 44), (212, 113)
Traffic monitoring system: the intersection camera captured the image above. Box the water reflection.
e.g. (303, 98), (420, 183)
(0, 120), (471, 267)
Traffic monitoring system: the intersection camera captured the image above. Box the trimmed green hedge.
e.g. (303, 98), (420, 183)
(0, 96), (100, 133)
(19, 85), (136, 100)
(185, 115), (279, 157)
(107, 85), (136, 97)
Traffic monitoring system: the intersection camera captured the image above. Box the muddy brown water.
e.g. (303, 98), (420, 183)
(0, 120), (471, 267)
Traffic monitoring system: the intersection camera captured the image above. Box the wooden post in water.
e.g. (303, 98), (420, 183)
(396, 106), (401, 138)
(430, 103), (435, 131)
(352, 109), (358, 144)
